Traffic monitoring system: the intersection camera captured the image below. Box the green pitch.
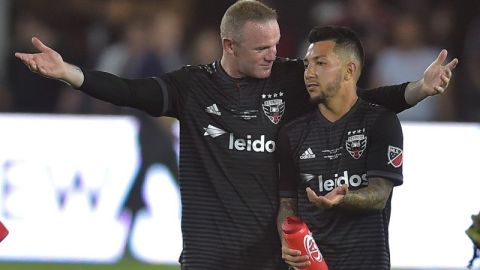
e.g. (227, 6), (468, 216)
(0, 256), (180, 270)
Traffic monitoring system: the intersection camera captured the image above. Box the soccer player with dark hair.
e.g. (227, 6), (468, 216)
(277, 25), (405, 270)
(16, 1), (457, 269)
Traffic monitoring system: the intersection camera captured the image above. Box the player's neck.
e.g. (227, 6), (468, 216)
(319, 86), (358, 123)
(220, 56), (244, 79)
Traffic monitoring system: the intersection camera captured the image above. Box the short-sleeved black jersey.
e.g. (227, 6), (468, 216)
(278, 99), (403, 270)
(79, 58), (408, 270)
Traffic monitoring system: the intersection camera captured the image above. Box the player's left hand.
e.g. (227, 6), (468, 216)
(306, 185), (347, 209)
(422, 49), (458, 96)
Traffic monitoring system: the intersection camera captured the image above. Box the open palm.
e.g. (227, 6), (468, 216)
(15, 37), (66, 80)
(306, 185), (348, 209)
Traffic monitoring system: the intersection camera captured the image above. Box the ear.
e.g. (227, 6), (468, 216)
(345, 62), (357, 81)
(223, 38), (235, 55)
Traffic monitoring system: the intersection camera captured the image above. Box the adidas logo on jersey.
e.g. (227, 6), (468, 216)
(300, 148), (316, 159)
(206, 104), (221, 116)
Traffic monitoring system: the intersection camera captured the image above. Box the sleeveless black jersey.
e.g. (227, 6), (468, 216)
(79, 58), (409, 270)
(278, 99), (403, 270)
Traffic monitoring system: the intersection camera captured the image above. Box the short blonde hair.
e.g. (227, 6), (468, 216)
(220, 0), (277, 43)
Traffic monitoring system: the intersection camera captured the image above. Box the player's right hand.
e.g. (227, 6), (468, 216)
(15, 37), (66, 80)
(306, 185), (347, 209)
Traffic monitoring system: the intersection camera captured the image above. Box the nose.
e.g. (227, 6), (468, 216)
(304, 63), (315, 79)
(265, 46), (276, 61)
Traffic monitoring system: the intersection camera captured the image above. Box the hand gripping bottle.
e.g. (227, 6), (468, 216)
(282, 215), (328, 270)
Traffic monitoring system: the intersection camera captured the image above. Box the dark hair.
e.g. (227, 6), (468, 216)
(308, 25), (365, 70)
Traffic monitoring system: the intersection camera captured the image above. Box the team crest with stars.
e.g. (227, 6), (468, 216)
(262, 92), (285, 124)
(345, 128), (367, 159)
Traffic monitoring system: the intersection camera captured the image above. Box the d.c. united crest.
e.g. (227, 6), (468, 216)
(262, 92), (285, 125)
(346, 129), (367, 159)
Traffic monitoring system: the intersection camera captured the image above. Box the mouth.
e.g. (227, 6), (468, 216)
(260, 64), (272, 69)
(306, 82), (319, 91)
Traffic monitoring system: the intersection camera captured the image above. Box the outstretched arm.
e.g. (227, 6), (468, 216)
(359, 49), (459, 112)
(405, 49), (459, 105)
(306, 178), (392, 211)
(337, 177), (393, 210)
(15, 37), (168, 116)
(15, 37), (85, 88)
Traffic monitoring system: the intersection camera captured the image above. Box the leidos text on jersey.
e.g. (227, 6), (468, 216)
(228, 133), (276, 153)
(303, 170), (368, 192)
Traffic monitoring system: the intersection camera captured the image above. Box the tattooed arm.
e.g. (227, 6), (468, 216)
(277, 197), (298, 241)
(338, 177), (393, 210)
(306, 178), (392, 210)
(277, 197), (311, 269)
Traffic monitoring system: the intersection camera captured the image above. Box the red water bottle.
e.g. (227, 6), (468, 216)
(0, 221), (8, 243)
(282, 215), (328, 270)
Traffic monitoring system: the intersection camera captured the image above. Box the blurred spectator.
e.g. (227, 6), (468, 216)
(301, 0), (347, 56)
(57, 17), (150, 114)
(186, 27), (221, 65)
(52, 8), (180, 219)
(426, 2), (455, 50)
(369, 14), (447, 121)
(303, 0), (395, 88)
(342, 0), (395, 87)
(457, 7), (480, 122)
(93, 17), (179, 218)
(2, 0), (470, 120)
(137, 8), (186, 77)
(96, 19), (148, 78)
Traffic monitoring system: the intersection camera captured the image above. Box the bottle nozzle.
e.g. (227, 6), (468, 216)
(282, 215), (303, 234)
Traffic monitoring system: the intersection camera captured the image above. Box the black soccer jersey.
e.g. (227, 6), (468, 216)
(79, 58), (408, 270)
(278, 99), (403, 270)
(158, 59), (310, 270)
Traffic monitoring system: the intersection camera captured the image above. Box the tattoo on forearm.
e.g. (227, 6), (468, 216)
(277, 198), (298, 240)
(339, 177), (393, 210)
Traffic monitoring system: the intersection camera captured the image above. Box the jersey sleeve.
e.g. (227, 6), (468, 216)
(277, 126), (299, 198)
(357, 83), (411, 113)
(156, 69), (189, 118)
(79, 70), (168, 116)
(366, 110), (404, 186)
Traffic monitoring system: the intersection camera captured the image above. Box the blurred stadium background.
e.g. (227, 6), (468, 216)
(0, 0), (480, 269)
